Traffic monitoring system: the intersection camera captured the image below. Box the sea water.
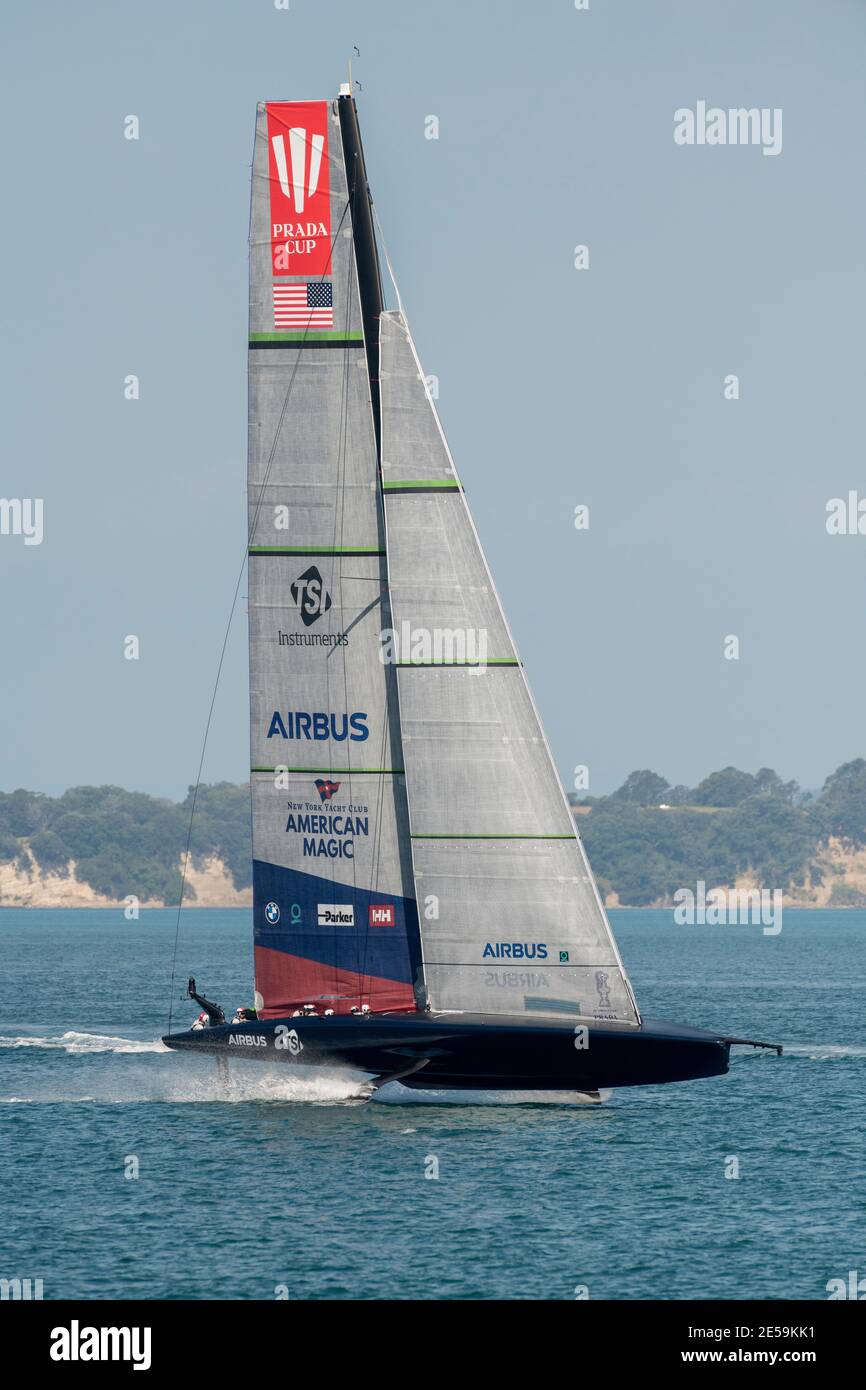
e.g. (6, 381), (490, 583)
(0, 908), (863, 1300)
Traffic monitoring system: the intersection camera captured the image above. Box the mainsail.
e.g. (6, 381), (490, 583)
(248, 98), (420, 1017)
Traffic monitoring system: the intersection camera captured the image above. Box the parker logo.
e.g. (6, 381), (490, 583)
(315, 779), (341, 801)
(369, 904), (395, 927)
(317, 904), (354, 927)
(266, 101), (332, 276)
(291, 565), (331, 627)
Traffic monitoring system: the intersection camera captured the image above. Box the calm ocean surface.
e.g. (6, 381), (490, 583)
(1, 908), (863, 1301)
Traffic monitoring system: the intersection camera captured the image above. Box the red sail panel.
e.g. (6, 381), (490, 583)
(265, 101), (332, 276)
(255, 945), (415, 1018)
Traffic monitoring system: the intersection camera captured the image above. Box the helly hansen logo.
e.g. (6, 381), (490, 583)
(271, 127), (324, 212)
(291, 566), (331, 626)
(369, 904), (395, 927)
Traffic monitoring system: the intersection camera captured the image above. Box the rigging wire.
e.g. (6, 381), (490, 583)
(329, 175), (360, 1010)
(166, 192), (351, 1033)
(348, 162), (397, 1009)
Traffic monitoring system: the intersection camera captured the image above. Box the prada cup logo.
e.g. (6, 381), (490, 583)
(271, 128), (324, 214)
(595, 970), (612, 1009)
(291, 565), (331, 627)
(266, 101), (332, 277)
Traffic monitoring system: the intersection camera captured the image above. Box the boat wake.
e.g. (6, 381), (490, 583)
(374, 1083), (609, 1106)
(0, 1030), (610, 1106)
(0, 1031), (168, 1055)
(779, 1043), (866, 1061)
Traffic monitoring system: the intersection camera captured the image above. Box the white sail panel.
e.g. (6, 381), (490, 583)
(380, 310), (639, 1025)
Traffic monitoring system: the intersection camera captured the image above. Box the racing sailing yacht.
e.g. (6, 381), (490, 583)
(163, 89), (779, 1096)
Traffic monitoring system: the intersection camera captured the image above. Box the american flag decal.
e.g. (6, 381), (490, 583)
(273, 280), (333, 328)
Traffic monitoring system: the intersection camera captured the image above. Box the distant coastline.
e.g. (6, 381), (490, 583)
(3, 761), (866, 909)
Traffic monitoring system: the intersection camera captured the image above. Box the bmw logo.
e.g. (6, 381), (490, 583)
(265, 901), (280, 925)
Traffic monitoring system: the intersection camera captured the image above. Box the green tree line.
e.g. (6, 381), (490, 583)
(575, 759), (866, 905)
(3, 760), (866, 906)
(0, 783), (251, 904)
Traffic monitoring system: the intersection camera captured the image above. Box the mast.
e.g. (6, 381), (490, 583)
(338, 93), (384, 459)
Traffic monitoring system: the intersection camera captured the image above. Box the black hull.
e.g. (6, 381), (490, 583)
(162, 1012), (735, 1091)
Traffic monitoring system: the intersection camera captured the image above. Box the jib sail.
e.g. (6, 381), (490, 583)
(378, 308), (640, 1025)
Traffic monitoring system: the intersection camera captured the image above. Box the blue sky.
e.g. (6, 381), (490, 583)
(2, 0), (865, 799)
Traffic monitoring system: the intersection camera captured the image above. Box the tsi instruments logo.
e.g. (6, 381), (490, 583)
(279, 566), (346, 649)
(482, 942), (548, 960)
(291, 565), (331, 627)
(317, 904), (354, 927)
(50, 1321), (151, 1371)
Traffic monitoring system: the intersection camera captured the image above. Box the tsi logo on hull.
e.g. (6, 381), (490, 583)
(317, 904), (355, 927)
(482, 942), (548, 960)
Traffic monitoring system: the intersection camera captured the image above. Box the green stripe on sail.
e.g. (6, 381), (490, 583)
(382, 479), (460, 491)
(249, 331), (365, 343)
(411, 834), (575, 840)
(251, 767), (404, 775)
(249, 546), (384, 556)
(395, 658), (519, 667)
